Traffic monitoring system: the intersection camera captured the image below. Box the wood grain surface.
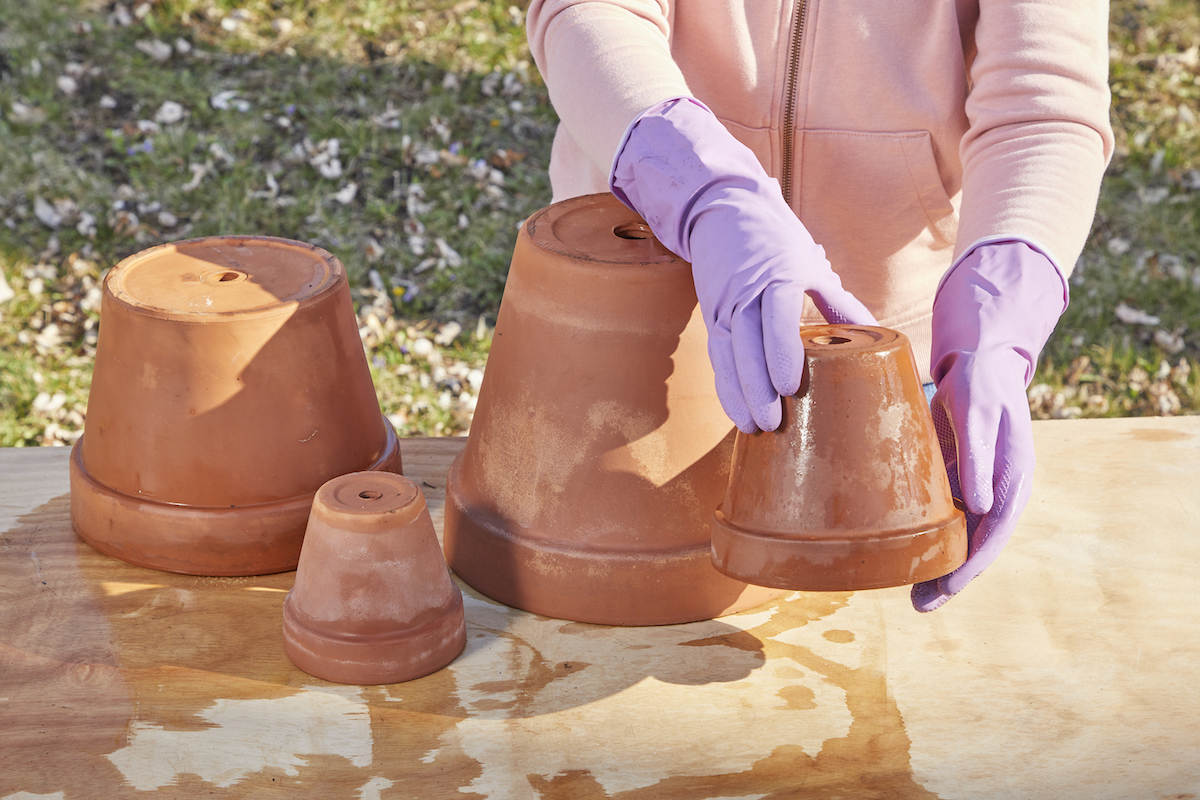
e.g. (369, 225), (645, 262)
(1, 420), (1198, 799)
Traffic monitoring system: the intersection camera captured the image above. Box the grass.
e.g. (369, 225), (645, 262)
(1032, 0), (1200, 418)
(1, 0), (554, 443)
(1, 0), (1198, 446)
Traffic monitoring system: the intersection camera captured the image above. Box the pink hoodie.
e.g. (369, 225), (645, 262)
(527, 0), (1114, 380)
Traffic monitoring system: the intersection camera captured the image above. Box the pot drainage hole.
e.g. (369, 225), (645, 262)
(613, 222), (655, 240)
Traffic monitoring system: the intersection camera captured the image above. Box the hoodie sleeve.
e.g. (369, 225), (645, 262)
(955, 0), (1115, 274)
(526, 0), (692, 177)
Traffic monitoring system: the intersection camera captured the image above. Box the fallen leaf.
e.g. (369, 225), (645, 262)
(34, 197), (63, 228)
(9, 101), (46, 125)
(211, 90), (250, 112)
(1154, 329), (1186, 354)
(434, 321), (462, 345)
(76, 212), (98, 238)
(135, 39), (173, 62)
(182, 163), (208, 191)
(154, 101), (186, 124)
(1114, 302), (1160, 326)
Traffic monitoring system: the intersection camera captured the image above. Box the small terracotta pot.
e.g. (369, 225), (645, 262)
(70, 235), (402, 576)
(443, 193), (783, 625)
(711, 325), (967, 591)
(282, 472), (466, 684)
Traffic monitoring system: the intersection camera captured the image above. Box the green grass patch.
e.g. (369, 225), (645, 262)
(1, 0), (1198, 445)
(1, 0), (554, 441)
(1032, 0), (1200, 419)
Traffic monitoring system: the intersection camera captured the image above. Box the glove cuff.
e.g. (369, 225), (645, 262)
(609, 97), (777, 261)
(931, 241), (1067, 387)
(940, 235), (1070, 311)
(609, 96), (709, 203)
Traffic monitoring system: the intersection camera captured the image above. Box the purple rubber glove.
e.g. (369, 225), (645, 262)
(912, 241), (1067, 612)
(610, 98), (877, 433)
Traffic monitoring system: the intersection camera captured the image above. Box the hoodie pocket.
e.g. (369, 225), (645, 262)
(796, 129), (958, 293)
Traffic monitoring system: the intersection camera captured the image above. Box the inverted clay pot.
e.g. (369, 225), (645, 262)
(711, 325), (967, 592)
(282, 471), (466, 684)
(70, 235), (402, 576)
(443, 193), (784, 625)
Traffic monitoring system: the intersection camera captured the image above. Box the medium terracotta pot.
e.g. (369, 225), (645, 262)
(70, 235), (402, 576)
(282, 471), (466, 684)
(443, 193), (784, 625)
(711, 325), (967, 591)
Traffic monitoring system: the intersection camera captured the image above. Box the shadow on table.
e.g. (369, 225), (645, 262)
(4, 492), (771, 708)
(1, 491), (944, 799)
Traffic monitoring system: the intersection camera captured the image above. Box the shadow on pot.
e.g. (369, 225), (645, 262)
(444, 194), (784, 625)
(70, 236), (402, 576)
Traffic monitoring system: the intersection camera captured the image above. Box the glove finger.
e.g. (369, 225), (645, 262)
(911, 389), (974, 612)
(912, 404), (1035, 610)
(730, 300), (783, 432)
(941, 406), (1036, 596)
(707, 327), (759, 434)
(930, 391), (962, 501)
(760, 282), (806, 397)
(807, 281), (878, 328)
(911, 578), (951, 613)
(949, 394), (998, 517)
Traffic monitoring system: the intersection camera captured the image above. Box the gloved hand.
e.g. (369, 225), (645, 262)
(912, 241), (1067, 612)
(610, 98), (877, 433)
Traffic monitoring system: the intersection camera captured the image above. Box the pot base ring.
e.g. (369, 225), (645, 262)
(710, 506), (968, 592)
(281, 589), (466, 685)
(69, 421), (404, 576)
(444, 455), (785, 626)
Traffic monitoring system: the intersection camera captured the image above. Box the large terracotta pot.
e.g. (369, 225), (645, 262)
(70, 235), (402, 576)
(282, 472), (466, 684)
(443, 193), (784, 625)
(711, 325), (967, 591)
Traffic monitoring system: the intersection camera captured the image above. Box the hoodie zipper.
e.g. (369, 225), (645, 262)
(780, 0), (807, 205)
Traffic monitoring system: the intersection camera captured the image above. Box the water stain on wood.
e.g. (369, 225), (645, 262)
(3, 488), (942, 799)
(1128, 427), (1194, 442)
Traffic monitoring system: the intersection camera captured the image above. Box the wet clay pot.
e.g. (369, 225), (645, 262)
(443, 193), (784, 625)
(70, 235), (402, 576)
(711, 325), (967, 591)
(282, 471), (466, 684)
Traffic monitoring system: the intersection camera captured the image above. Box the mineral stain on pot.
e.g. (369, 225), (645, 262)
(282, 471), (466, 685)
(444, 193), (783, 625)
(70, 235), (402, 577)
(711, 325), (966, 592)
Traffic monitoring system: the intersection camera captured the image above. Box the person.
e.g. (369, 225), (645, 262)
(524, 0), (1113, 610)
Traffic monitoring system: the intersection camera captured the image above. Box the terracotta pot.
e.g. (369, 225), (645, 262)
(70, 235), (402, 576)
(443, 193), (784, 625)
(711, 325), (967, 591)
(282, 471), (466, 684)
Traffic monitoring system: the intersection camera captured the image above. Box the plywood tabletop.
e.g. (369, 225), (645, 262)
(2, 419), (1199, 799)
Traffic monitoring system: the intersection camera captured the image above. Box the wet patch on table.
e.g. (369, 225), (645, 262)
(3, 489), (942, 799)
(445, 591), (941, 799)
(1127, 427), (1194, 442)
